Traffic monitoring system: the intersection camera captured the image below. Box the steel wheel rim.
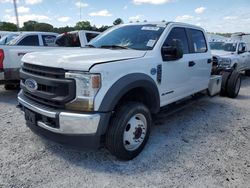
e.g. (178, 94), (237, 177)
(123, 113), (147, 151)
(235, 77), (241, 94)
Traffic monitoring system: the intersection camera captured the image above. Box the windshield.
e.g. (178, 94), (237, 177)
(89, 24), (165, 50)
(0, 34), (18, 45)
(210, 42), (237, 52)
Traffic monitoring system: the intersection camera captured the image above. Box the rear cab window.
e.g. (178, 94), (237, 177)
(42, 35), (56, 46)
(187, 28), (207, 53)
(17, 35), (39, 46)
(55, 32), (80, 47)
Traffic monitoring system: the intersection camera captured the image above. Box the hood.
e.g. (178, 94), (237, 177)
(22, 48), (146, 71)
(211, 50), (235, 57)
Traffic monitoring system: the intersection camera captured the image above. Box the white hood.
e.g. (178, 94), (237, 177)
(22, 48), (146, 71)
(211, 50), (235, 57)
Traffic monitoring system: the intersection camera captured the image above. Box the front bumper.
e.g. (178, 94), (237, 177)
(18, 91), (111, 148)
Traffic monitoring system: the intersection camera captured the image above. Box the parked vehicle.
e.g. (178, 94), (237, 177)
(0, 33), (20, 45)
(210, 41), (250, 75)
(0, 32), (58, 89)
(18, 22), (241, 160)
(55, 30), (100, 47)
(0, 31), (18, 39)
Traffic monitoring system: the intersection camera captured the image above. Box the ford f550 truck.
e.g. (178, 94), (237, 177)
(18, 22), (241, 160)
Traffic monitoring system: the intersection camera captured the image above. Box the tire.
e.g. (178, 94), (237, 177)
(227, 71), (241, 98)
(245, 70), (250, 77)
(220, 71), (231, 96)
(105, 102), (152, 160)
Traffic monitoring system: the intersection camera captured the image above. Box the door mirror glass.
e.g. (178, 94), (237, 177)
(161, 39), (183, 61)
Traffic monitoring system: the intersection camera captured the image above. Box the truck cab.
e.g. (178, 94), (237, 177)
(18, 22), (240, 160)
(210, 40), (250, 71)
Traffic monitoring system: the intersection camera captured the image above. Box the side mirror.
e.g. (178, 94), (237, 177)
(161, 39), (183, 61)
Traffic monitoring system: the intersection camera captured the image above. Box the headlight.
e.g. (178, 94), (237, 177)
(218, 58), (231, 67)
(65, 72), (101, 111)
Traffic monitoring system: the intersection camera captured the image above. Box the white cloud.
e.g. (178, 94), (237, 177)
(75, 1), (88, 8)
(18, 6), (30, 13)
(25, 0), (42, 5)
(89, 9), (112, 17)
(223, 16), (238, 20)
(57, 16), (70, 22)
(0, 0), (14, 3)
(5, 9), (12, 13)
(195, 6), (206, 14)
(175, 15), (194, 22)
(129, 14), (145, 21)
(123, 5), (128, 10)
(133, 0), (171, 5)
(4, 14), (50, 26)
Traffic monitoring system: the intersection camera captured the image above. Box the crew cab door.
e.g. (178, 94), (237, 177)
(160, 27), (193, 105)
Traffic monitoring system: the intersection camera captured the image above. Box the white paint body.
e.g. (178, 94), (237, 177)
(21, 22), (212, 111)
(211, 42), (250, 71)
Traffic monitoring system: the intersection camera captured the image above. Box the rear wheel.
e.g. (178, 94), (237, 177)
(227, 71), (241, 98)
(105, 102), (151, 160)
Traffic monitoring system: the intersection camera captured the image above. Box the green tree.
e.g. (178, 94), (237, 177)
(22, 20), (38, 31)
(75, 21), (92, 30)
(98, 25), (110, 32)
(34, 23), (53, 32)
(113, 18), (124, 25)
(0, 22), (17, 31)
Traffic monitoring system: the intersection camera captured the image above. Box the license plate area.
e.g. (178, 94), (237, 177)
(24, 108), (37, 125)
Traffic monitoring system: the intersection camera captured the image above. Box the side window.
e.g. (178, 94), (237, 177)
(188, 29), (207, 53)
(18, 35), (39, 46)
(42, 35), (56, 46)
(163, 27), (189, 54)
(86, 33), (99, 42)
(238, 43), (245, 53)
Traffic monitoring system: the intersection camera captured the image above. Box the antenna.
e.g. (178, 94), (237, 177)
(13, 0), (19, 30)
(79, 0), (82, 21)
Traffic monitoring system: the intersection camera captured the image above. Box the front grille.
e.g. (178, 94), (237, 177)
(22, 63), (65, 79)
(20, 63), (76, 109)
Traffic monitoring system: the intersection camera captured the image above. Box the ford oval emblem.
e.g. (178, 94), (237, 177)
(25, 79), (38, 92)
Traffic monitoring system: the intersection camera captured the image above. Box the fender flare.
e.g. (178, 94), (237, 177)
(98, 73), (160, 114)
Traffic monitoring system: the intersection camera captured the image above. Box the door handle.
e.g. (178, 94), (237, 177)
(189, 61), (196, 67)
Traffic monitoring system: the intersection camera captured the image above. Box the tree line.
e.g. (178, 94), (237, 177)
(0, 18), (124, 33)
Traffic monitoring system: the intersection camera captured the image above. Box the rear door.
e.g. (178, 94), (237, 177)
(238, 43), (248, 70)
(186, 28), (212, 92)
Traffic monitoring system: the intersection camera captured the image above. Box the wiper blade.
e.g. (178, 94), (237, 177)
(100, 45), (129, 49)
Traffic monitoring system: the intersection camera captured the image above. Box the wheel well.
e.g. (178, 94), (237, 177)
(115, 87), (157, 114)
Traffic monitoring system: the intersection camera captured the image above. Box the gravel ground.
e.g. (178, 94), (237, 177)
(0, 77), (250, 188)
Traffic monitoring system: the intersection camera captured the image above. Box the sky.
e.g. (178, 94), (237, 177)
(0, 0), (250, 33)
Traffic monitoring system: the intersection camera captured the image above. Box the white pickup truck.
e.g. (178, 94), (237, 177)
(18, 22), (241, 160)
(0, 32), (58, 89)
(0, 30), (100, 90)
(210, 41), (250, 75)
(55, 30), (100, 47)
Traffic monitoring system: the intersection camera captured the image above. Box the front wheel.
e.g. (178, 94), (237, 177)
(105, 102), (152, 160)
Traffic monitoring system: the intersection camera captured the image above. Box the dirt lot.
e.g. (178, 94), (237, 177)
(0, 77), (250, 188)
